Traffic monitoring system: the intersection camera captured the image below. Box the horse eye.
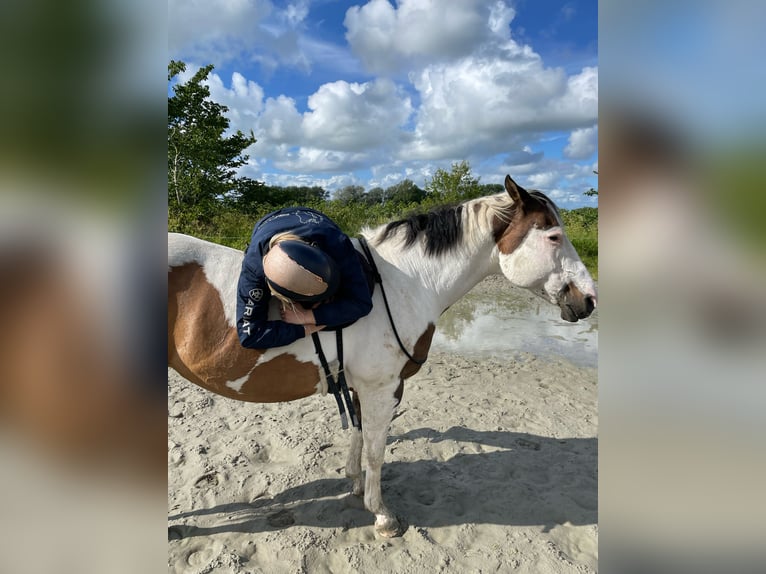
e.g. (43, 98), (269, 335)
(548, 234), (562, 244)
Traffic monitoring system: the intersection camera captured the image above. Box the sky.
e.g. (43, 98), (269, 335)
(168, 0), (598, 208)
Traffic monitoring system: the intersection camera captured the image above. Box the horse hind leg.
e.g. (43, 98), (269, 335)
(345, 391), (364, 497)
(357, 382), (404, 538)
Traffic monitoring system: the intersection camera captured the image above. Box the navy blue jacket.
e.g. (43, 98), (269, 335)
(236, 207), (373, 349)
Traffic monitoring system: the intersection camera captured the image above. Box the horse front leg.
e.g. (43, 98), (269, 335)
(358, 383), (404, 538)
(345, 391), (364, 497)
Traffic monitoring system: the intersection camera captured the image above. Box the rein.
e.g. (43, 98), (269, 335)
(312, 330), (359, 430)
(357, 235), (426, 366)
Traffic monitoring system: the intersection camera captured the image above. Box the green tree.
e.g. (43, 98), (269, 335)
(168, 60), (257, 219)
(386, 179), (426, 204)
(425, 160), (482, 202)
(334, 184), (366, 204)
(366, 186), (387, 205)
(479, 183), (504, 195)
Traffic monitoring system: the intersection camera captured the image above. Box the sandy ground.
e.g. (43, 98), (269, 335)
(168, 277), (598, 573)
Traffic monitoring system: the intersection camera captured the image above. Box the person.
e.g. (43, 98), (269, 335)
(236, 207), (373, 349)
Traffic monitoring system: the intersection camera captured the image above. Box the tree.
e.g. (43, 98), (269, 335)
(386, 179), (425, 204)
(425, 161), (482, 202)
(479, 183), (504, 195)
(334, 185), (366, 204)
(168, 60), (257, 218)
(365, 186), (387, 205)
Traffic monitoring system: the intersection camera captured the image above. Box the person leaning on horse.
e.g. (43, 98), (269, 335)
(237, 207), (373, 349)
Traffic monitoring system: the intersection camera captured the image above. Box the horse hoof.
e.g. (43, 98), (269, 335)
(375, 516), (405, 538)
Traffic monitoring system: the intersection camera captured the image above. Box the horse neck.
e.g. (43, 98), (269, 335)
(369, 227), (498, 314)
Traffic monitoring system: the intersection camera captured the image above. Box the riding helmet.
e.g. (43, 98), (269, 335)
(263, 240), (339, 303)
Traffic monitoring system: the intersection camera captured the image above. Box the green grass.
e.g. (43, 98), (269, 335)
(561, 209), (598, 280)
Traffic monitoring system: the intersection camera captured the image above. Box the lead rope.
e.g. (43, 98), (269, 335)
(357, 235), (426, 366)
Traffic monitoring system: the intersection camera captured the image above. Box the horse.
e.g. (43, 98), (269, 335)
(167, 175), (597, 537)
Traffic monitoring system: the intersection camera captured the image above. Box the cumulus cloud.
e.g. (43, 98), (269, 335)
(302, 79), (412, 151)
(191, 71), (412, 160)
(168, 0), (272, 61)
(527, 171), (560, 189)
(169, 0), (319, 71)
(404, 44), (598, 159)
(272, 147), (372, 173)
(205, 72), (265, 128)
(564, 125), (598, 159)
(344, 0), (499, 74)
(258, 96), (303, 144)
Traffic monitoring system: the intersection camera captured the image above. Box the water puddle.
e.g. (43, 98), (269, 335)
(433, 286), (598, 367)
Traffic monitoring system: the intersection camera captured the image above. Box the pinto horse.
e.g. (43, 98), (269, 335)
(167, 175), (597, 537)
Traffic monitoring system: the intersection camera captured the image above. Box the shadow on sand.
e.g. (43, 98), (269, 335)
(168, 427), (596, 539)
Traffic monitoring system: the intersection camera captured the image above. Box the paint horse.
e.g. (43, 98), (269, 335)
(168, 175), (597, 537)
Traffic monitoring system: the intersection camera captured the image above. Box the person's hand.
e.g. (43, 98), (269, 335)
(303, 324), (326, 336)
(280, 305), (315, 325)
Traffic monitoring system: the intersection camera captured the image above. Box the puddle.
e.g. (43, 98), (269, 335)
(433, 287), (598, 367)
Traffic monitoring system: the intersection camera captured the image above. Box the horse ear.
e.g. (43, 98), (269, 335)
(504, 175), (531, 207)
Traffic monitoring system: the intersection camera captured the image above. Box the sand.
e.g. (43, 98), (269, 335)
(168, 277), (598, 573)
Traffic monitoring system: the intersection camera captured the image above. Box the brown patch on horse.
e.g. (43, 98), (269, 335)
(393, 379), (405, 410)
(493, 175), (559, 254)
(399, 323), (435, 380)
(168, 263), (321, 403)
(391, 323), (435, 410)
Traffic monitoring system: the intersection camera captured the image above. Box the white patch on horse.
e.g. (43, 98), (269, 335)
(225, 369), (254, 393)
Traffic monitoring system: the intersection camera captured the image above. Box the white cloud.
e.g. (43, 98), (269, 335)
(345, 0), (499, 74)
(527, 171), (559, 189)
(404, 45), (598, 159)
(168, 0), (273, 61)
(303, 79), (412, 151)
(282, 0), (310, 27)
(258, 96), (303, 144)
(564, 125), (598, 159)
(273, 147), (370, 172)
(191, 72), (412, 161)
(169, 0), (325, 72)
(206, 72), (265, 130)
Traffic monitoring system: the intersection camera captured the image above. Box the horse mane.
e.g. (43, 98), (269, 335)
(378, 204), (465, 256)
(371, 193), (517, 257)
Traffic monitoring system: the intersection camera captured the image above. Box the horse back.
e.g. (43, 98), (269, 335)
(167, 234), (323, 403)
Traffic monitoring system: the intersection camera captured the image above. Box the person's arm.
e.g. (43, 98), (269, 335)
(311, 236), (373, 328)
(236, 263), (305, 349)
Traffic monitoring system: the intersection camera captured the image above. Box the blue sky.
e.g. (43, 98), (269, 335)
(169, 0), (598, 207)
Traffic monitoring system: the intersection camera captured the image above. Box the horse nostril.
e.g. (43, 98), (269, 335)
(584, 295), (595, 313)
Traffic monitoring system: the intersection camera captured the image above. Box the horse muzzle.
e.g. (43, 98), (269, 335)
(557, 282), (596, 322)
